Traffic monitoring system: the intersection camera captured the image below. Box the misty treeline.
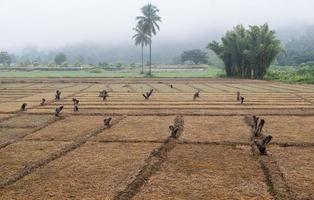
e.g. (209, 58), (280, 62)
(1, 43), (217, 67)
(1, 25), (314, 73)
(208, 24), (282, 79)
(277, 27), (314, 66)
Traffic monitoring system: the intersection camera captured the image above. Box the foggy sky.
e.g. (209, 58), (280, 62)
(0, 0), (313, 51)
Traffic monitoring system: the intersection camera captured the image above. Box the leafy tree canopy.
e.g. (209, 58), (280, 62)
(208, 24), (282, 79)
(0, 51), (11, 66)
(180, 49), (209, 64)
(54, 53), (67, 65)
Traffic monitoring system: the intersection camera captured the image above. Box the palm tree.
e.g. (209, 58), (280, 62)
(132, 27), (150, 74)
(136, 4), (161, 75)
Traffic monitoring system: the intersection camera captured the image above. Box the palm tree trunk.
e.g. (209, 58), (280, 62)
(149, 39), (152, 75)
(141, 45), (144, 74)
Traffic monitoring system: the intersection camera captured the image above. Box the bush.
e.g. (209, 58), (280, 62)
(115, 63), (122, 68)
(265, 65), (314, 84)
(98, 62), (109, 68)
(89, 69), (103, 73)
(130, 63), (137, 68)
(48, 61), (56, 67)
(74, 62), (81, 68)
(61, 62), (69, 67)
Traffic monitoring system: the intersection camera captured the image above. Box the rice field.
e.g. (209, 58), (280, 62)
(0, 78), (313, 199)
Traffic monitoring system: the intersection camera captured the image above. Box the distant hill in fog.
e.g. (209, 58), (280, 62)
(10, 24), (314, 66)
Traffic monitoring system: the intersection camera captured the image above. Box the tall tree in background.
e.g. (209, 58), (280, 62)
(180, 49), (209, 64)
(208, 24), (282, 79)
(136, 3), (161, 75)
(54, 53), (67, 66)
(246, 24), (282, 79)
(0, 51), (11, 66)
(132, 27), (151, 74)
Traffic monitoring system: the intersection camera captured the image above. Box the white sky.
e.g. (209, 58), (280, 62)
(0, 0), (313, 50)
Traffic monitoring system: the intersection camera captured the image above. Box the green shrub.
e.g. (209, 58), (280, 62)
(115, 63), (123, 68)
(89, 69), (103, 73)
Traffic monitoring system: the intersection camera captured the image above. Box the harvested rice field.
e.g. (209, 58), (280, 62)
(134, 145), (272, 200)
(0, 78), (313, 199)
(0, 143), (158, 200)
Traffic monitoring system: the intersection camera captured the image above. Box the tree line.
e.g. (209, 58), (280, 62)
(277, 27), (314, 66)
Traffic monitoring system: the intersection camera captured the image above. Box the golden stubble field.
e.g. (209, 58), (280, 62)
(0, 78), (313, 200)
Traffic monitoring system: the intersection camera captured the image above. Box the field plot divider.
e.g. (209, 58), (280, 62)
(106, 84), (114, 92)
(0, 116), (126, 190)
(146, 84), (160, 93)
(243, 115), (296, 200)
(293, 93), (314, 105)
(28, 83), (93, 111)
(222, 83), (255, 92)
(0, 113), (23, 123)
(0, 116), (65, 150)
(0, 84), (93, 115)
(113, 115), (184, 200)
(187, 84), (204, 92)
(170, 85), (184, 93)
(124, 84), (137, 93)
(204, 83), (229, 92)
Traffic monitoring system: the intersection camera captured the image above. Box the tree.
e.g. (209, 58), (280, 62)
(76, 55), (85, 64)
(276, 29), (314, 66)
(0, 51), (11, 66)
(246, 24), (282, 79)
(136, 3), (161, 75)
(54, 53), (67, 66)
(180, 49), (209, 64)
(115, 62), (123, 68)
(132, 27), (151, 74)
(32, 59), (40, 66)
(208, 24), (282, 79)
(61, 61), (69, 67)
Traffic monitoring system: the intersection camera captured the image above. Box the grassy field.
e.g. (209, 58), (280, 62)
(265, 65), (314, 84)
(1, 66), (314, 85)
(0, 79), (314, 199)
(0, 67), (223, 78)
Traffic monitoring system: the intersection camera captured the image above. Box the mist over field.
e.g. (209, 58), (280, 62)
(1, 0), (313, 56)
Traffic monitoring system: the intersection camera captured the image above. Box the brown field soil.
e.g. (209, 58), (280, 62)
(108, 84), (133, 92)
(171, 83), (197, 92)
(271, 146), (314, 200)
(0, 83), (35, 89)
(58, 84), (91, 92)
(189, 83), (224, 92)
(134, 144), (272, 200)
(263, 116), (314, 144)
(149, 83), (180, 92)
(265, 83), (314, 93)
(0, 128), (34, 143)
(0, 79), (314, 199)
(0, 142), (158, 200)
(128, 83), (154, 93)
(26, 107), (314, 116)
(25, 115), (105, 141)
(0, 114), (13, 121)
(0, 141), (69, 180)
(226, 84), (274, 92)
(76, 84), (110, 92)
(0, 102), (41, 112)
(181, 116), (250, 143)
(92, 116), (175, 142)
(0, 114), (53, 128)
